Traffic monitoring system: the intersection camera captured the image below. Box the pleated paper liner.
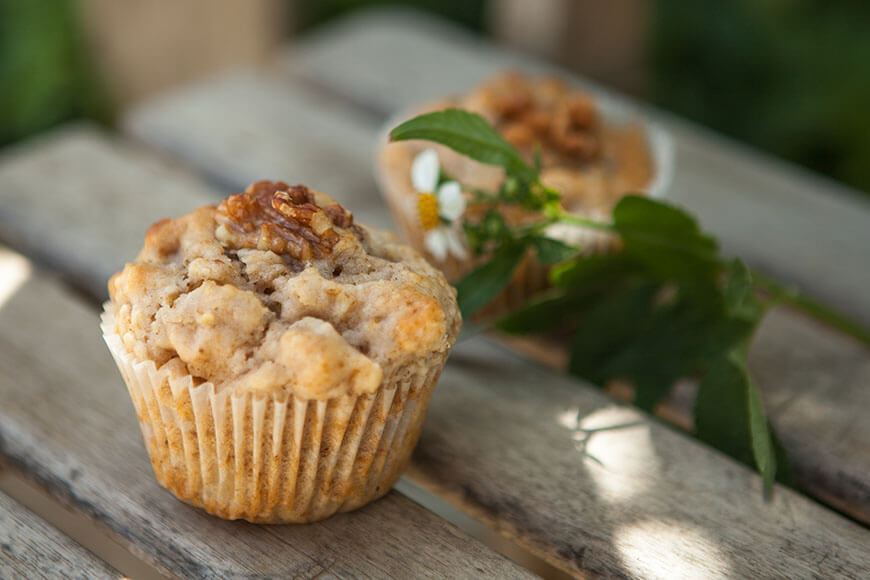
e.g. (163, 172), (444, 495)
(101, 304), (442, 523)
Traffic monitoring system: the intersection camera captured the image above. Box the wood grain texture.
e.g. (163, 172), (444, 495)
(0, 124), (219, 300)
(282, 7), (870, 330)
(116, 43), (870, 526)
(0, 490), (120, 580)
(122, 70), (391, 230)
(750, 308), (870, 523)
(417, 338), (870, 579)
(0, 250), (534, 580)
(1, 126), (868, 578)
(281, 7), (541, 117)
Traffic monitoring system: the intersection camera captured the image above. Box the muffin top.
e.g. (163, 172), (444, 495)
(383, 72), (654, 216)
(108, 181), (461, 399)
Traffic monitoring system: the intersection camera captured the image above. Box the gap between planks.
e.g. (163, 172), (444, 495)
(0, 468), (167, 580)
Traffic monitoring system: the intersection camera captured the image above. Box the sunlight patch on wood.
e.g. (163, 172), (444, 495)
(559, 405), (658, 503)
(0, 249), (32, 309)
(614, 519), (733, 579)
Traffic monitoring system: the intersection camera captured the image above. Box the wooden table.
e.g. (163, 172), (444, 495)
(1, 8), (869, 579)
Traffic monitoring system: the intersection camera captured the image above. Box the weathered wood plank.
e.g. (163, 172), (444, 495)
(3, 127), (869, 577)
(0, 124), (219, 300)
(282, 7), (870, 330)
(281, 7), (546, 116)
(0, 253), (534, 580)
(0, 490), (120, 580)
(500, 303), (870, 529)
(418, 338), (870, 579)
(750, 308), (870, 523)
(122, 70), (391, 230)
(115, 55), (870, 526)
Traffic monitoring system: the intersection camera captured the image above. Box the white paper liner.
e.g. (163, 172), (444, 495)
(101, 304), (442, 523)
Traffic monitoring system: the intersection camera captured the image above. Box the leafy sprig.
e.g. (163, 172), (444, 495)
(391, 109), (868, 493)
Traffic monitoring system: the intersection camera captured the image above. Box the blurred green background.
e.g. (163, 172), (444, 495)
(0, 0), (111, 147)
(651, 0), (870, 196)
(2, 0), (868, 195)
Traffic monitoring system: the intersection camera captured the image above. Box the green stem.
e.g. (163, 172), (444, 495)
(753, 271), (870, 346)
(551, 211), (616, 232)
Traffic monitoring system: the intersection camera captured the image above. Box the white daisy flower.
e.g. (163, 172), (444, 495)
(411, 148), (468, 262)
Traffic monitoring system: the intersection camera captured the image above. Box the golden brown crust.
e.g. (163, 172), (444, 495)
(384, 72), (654, 219)
(108, 181), (461, 400)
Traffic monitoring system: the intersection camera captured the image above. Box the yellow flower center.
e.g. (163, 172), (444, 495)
(418, 193), (440, 230)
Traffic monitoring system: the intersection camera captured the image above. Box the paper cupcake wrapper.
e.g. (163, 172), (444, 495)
(101, 305), (441, 523)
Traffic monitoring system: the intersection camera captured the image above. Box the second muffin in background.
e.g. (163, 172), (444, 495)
(377, 71), (672, 315)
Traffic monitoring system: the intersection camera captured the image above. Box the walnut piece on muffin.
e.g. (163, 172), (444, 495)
(108, 180), (461, 400)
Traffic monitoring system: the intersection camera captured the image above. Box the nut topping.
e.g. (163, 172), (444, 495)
(215, 181), (356, 260)
(482, 73), (602, 162)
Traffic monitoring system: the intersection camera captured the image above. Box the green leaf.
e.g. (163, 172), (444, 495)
(724, 259), (752, 308)
(695, 353), (778, 493)
(746, 371), (776, 494)
(551, 253), (639, 288)
(695, 355), (755, 465)
(455, 244), (525, 318)
(612, 196), (719, 281)
(390, 109), (537, 181)
(566, 275), (756, 411)
(567, 282), (660, 385)
(497, 289), (590, 334)
(724, 258), (762, 320)
(530, 237), (578, 264)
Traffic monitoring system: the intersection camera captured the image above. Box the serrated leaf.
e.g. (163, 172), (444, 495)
(390, 109), (537, 181)
(497, 289), (589, 334)
(724, 259), (752, 308)
(550, 253), (639, 288)
(455, 244), (524, 318)
(613, 196), (718, 281)
(568, 282), (660, 385)
(746, 372), (776, 493)
(695, 355), (755, 465)
(724, 258), (762, 320)
(567, 277), (756, 411)
(530, 236), (578, 264)
(592, 295), (718, 410)
(695, 353), (779, 493)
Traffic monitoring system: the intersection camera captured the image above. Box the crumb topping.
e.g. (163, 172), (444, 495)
(108, 181), (461, 399)
(464, 72), (602, 165)
(453, 72), (654, 213)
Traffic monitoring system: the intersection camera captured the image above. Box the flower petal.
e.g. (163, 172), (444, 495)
(445, 228), (469, 260)
(437, 181), (466, 221)
(424, 228), (449, 262)
(411, 148), (439, 193)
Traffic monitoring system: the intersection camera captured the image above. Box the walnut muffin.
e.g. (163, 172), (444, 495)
(101, 180), (461, 523)
(377, 71), (671, 316)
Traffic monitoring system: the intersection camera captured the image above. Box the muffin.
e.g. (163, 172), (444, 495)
(376, 71), (672, 315)
(101, 180), (461, 523)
